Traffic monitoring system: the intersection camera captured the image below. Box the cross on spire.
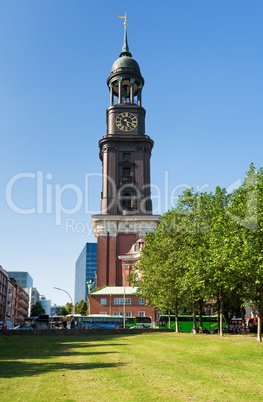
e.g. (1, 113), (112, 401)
(118, 13), (132, 57)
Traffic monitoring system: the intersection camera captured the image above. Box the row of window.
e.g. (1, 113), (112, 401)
(100, 298), (145, 306)
(0, 284), (7, 295)
(100, 311), (145, 317)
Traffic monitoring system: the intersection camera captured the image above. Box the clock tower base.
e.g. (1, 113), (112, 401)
(92, 214), (160, 287)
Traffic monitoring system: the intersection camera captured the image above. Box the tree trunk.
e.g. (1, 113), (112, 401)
(257, 315), (262, 342)
(219, 293), (224, 337)
(198, 300), (203, 333)
(217, 294), (220, 332)
(241, 305), (246, 334)
(167, 309), (171, 329)
(174, 301), (179, 333)
(192, 310), (197, 334)
(257, 294), (263, 342)
(175, 315), (179, 332)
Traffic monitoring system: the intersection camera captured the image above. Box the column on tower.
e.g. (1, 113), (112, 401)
(117, 78), (122, 104)
(130, 78), (135, 104)
(109, 83), (114, 106)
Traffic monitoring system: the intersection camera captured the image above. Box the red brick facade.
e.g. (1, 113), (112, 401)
(89, 289), (157, 324)
(91, 212), (160, 323)
(97, 232), (138, 287)
(0, 266), (8, 322)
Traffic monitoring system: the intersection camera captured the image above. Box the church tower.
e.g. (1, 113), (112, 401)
(92, 19), (160, 288)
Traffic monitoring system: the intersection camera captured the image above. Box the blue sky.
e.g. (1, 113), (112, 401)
(1, 1), (263, 305)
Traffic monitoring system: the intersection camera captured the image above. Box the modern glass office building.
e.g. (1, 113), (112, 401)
(39, 295), (51, 315)
(7, 271), (33, 288)
(74, 243), (97, 304)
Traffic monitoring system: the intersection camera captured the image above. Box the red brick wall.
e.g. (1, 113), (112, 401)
(97, 235), (117, 287)
(0, 266), (8, 322)
(89, 293), (157, 323)
(97, 232), (138, 287)
(117, 233), (137, 285)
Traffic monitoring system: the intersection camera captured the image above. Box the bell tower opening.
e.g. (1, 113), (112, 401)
(110, 78), (142, 106)
(119, 187), (139, 215)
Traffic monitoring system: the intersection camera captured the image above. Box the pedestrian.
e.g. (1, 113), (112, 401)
(31, 321), (37, 329)
(70, 317), (75, 329)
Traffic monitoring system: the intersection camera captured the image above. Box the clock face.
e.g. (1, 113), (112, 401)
(115, 112), (138, 132)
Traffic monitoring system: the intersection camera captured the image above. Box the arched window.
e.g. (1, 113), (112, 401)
(120, 188), (137, 213)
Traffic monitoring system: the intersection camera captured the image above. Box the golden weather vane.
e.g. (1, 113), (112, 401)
(118, 12), (127, 28)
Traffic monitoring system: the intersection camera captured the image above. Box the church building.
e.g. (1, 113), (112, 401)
(90, 19), (160, 320)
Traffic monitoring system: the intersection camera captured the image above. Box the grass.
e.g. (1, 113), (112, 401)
(0, 332), (263, 401)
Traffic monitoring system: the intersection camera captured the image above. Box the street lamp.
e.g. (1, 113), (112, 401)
(53, 287), (74, 315)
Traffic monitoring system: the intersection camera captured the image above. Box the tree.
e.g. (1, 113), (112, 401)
(228, 164), (263, 342)
(65, 303), (73, 315)
(75, 300), (88, 315)
(132, 189), (213, 332)
(132, 168), (263, 341)
(131, 220), (186, 332)
(174, 189), (214, 332)
(207, 186), (239, 336)
(31, 301), (45, 316)
(60, 307), (69, 316)
(58, 304), (73, 316)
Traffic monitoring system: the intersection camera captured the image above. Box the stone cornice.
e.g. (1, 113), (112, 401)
(92, 214), (161, 237)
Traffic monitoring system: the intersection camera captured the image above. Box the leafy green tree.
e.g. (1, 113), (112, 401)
(65, 303), (73, 315)
(60, 307), (68, 316)
(131, 219), (186, 332)
(207, 187), (238, 335)
(75, 300), (88, 315)
(228, 164), (263, 342)
(175, 189), (214, 332)
(174, 186), (248, 336)
(57, 303), (72, 316)
(132, 189), (214, 332)
(31, 301), (45, 316)
(132, 169), (263, 340)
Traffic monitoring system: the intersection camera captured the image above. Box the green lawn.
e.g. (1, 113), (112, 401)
(0, 332), (263, 401)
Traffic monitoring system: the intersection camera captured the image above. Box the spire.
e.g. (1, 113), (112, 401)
(118, 13), (132, 57)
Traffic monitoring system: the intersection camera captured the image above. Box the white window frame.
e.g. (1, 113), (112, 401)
(113, 311), (132, 317)
(114, 298), (131, 305)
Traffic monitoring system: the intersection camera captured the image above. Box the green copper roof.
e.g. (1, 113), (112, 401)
(108, 23), (143, 79)
(119, 27), (132, 57)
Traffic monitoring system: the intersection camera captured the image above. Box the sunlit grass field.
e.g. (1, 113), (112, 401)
(0, 332), (263, 401)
